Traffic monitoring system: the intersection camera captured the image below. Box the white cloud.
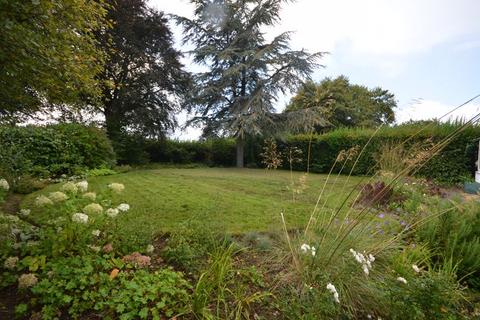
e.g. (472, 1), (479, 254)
(396, 99), (480, 124)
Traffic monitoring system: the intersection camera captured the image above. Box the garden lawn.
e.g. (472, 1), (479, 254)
(22, 168), (364, 243)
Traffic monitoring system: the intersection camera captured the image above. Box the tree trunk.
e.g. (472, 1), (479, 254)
(236, 137), (245, 168)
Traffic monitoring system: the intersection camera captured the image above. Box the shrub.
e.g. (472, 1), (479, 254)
(0, 124), (115, 180)
(281, 122), (480, 184)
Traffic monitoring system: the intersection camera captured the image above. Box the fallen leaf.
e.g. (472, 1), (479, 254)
(110, 268), (119, 280)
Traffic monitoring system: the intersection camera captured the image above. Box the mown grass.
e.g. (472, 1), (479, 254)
(22, 168), (363, 243)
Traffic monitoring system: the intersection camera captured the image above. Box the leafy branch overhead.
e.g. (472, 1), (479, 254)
(175, 0), (327, 139)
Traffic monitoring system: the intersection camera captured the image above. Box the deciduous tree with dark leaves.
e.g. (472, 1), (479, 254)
(95, 0), (191, 141)
(176, 0), (325, 167)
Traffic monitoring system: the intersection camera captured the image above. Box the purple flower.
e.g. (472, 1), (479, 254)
(378, 213), (385, 219)
(400, 221), (407, 226)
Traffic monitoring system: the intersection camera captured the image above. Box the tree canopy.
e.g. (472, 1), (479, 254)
(176, 0), (324, 166)
(286, 76), (397, 131)
(0, 0), (109, 122)
(91, 0), (191, 140)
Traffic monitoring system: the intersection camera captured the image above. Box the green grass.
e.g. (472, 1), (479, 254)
(22, 168), (363, 243)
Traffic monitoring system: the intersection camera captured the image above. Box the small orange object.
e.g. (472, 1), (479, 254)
(109, 268), (119, 280)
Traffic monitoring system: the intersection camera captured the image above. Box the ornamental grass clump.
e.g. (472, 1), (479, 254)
(275, 101), (480, 318)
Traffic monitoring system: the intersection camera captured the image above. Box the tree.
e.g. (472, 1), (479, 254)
(176, 0), (324, 167)
(91, 0), (191, 141)
(0, 0), (109, 122)
(286, 76), (396, 131)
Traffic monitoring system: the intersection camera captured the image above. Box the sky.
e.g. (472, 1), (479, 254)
(148, 0), (480, 140)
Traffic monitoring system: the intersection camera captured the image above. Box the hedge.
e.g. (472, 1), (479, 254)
(134, 123), (479, 184)
(0, 124), (115, 179)
(279, 123), (480, 184)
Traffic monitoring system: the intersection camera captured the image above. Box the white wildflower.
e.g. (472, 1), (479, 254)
(412, 264), (420, 273)
(83, 203), (103, 215)
(0, 178), (9, 191)
(117, 203), (130, 212)
(362, 264), (370, 275)
(106, 208), (119, 218)
(18, 273), (38, 289)
(4, 257), (19, 270)
(35, 195), (53, 207)
(311, 246), (316, 257)
(108, 183), (125, 193)
(300, 243), (311, 253)
(397, 277), (407, 284)
(91, 229), (101, 237)
(350, 248), (374, 276)
(326, 283), (340, 303)
(49, 191), (68, 202)
(19, 209), (30, 216)
(72, 213), (89, 224)
(146, 244), (154, 253)
(61, 182), (78, 194)
(75, 181), (88, 192)
(82, 192), (96, 201)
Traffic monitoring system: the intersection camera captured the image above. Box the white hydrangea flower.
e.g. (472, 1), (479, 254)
(49, 191), (68, 202)
(412, 264), (420, 273)
(0, 178), (9, 191)
(75, 181), (88, 193)
(4, 256), (19, 270)
(326, 283), (340, 303)
(35, 195), (53, 207)
(108, 183), (125, 193)
(91, 229), (101, 237)
(61, 182), (78, 194)
(397, 277), (407, 284)
(18, 273), (38, 289)
(83, 203), (103, 215)
(72, 213), (89, 224)
(19, 209), (30, 216)
(106, 208), (119, 218)
(82, 192), (96, 201)
(146, 244), (154, 253)
(117, 203), (130, 212)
